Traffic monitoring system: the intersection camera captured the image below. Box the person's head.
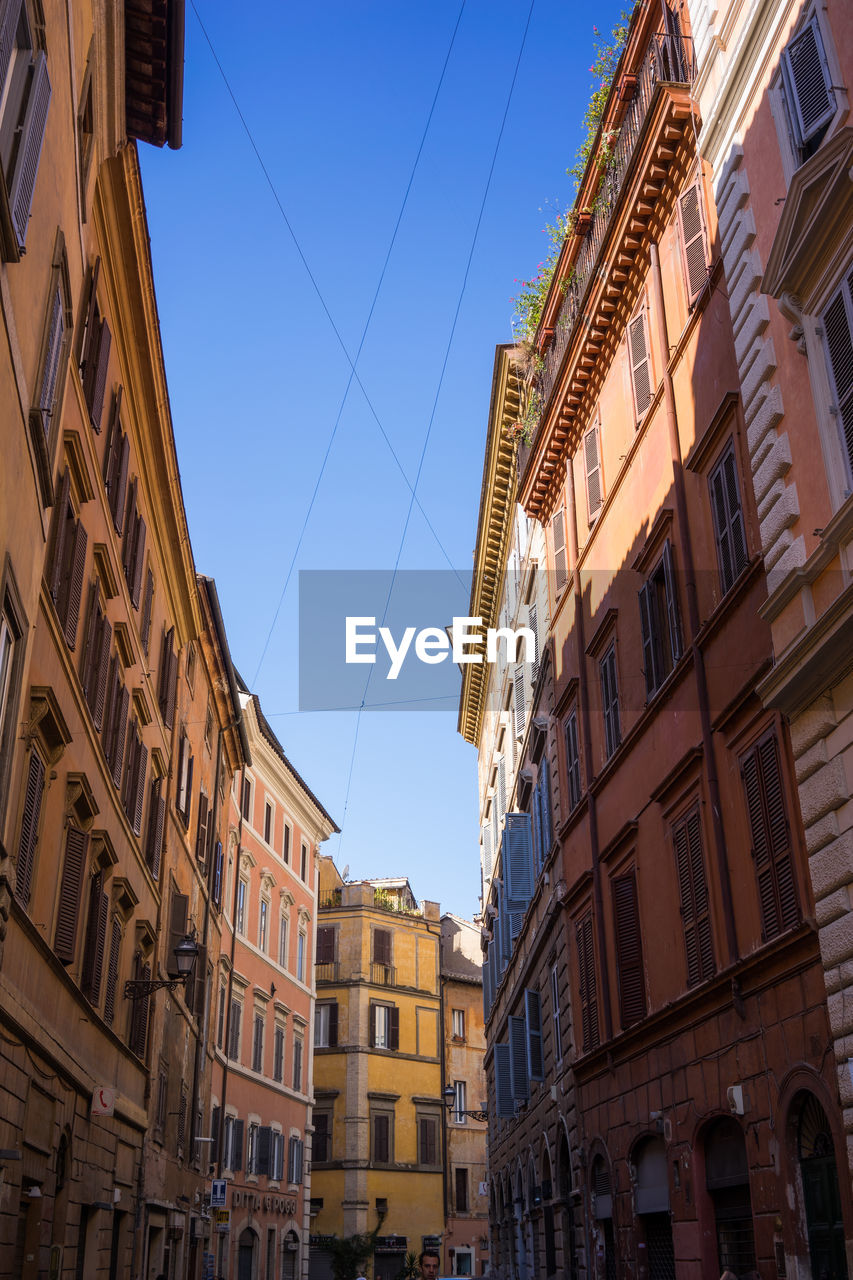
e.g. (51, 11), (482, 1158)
(419, 1250), (440, 1280)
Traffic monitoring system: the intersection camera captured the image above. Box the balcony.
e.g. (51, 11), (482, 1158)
(527, 32), (694, 461)
(318, 889), (342, 909)
(370, 962), (397, 988)
(315, 961), (340, 983)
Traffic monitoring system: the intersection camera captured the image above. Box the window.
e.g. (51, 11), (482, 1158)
(157, 626), (177, 728)
(30, 238), (71, 495)
(314, 1002), (338, 1048)
(264, 801), (273, 845)
(0, 579), (24, 825)
(677, 179), (709, 304)
(228, 999), (242, 1061)
(564, 709), (581, 810)
(293, 1036), (303, 1091)
(259, 898), (269, 952)
(575, 913), (599, 1053)
(241, 776), (252, 822)
(195, 791), (210, 865)
(550, 963), (563, 1063)
(740, 730), (799, 940)
(297, 930), (306, 981)
(103, 654), (129, 787)
(273, 1026), (285, 1082)
(204, 699), (213, 751)
(780, 13), (837, 164)
(583, 422), (603, 523)
(550, 507), (568, 592)
(709, 442), (748, 595)
(216, 984), (227, 1049)
(236, 879), (247, 935)
(638, 540), (682, 698)
(246, 1122), (258, 1175)
(103, 393), (129, 532)
(301, 840), (308, 881)
(455, 1167), (469, 1213)
(821, 267), (853, 480)
(0, 0), (51, 260)
(54, 825), (89, 964)
(223, 1116), (243, 1172)
(373, 927), (391, 967)
(175, 730), (193, 827)
(282, 822), (291, 864)
(599, 643), (621, 759)
(271, 1131), (285, 1181)
(672, 807), (715, 986)
(278, 913), (288, 968)
(628, 307), (652, 418)
(46, 468), (87, 650)
(452, 1080), (467, 1124)
(185, 641), (196, 693)
(313, 1113), (330, 1163)
(370, 1002), (399, 1051)
(417, 1115), (439, 1167)
(452, 1008), (465, 1039)
(612, 870), (646, 1028)
(252, 1013), (264, 1073)
(81, 868), (108, 1005)
(371, 1112), (392, 1164)
(287, 1135), (304, 1184)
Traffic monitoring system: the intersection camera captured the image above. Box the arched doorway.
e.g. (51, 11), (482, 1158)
(591, 1155), (617, 1280)
(796, 1092), (849, 1280)
(513, 1169), (528, 1280)
(238, 1227), (258, 1280)
(704, 1117), (756, 1276)
(633, 1137), (674, 1279)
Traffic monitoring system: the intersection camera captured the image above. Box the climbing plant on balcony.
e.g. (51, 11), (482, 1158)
(510, 11), (631, 348)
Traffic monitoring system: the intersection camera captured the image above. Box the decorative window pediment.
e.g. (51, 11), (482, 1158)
(763, 126), (853, 309)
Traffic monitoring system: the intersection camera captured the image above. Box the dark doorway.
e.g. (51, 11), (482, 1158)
(239, 1227), (257, 1280)
(704, 1117), (757, 1276)
(798, 1093), (849, 1280)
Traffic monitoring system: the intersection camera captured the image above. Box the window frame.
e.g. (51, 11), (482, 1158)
(638, 539), (682, 699)
(0, 0), (52, 262)
(599, 642), (621, 760)
(708, 439), (749, 597)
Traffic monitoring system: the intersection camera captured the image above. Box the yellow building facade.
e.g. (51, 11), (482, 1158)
(309, 860), (444, 1280)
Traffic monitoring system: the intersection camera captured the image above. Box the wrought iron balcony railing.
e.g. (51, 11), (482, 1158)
(533, 32), (694, 427)
(318, 889), (342, 909)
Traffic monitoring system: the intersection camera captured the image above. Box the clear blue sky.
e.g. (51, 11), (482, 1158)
(139, 0), (625, 920)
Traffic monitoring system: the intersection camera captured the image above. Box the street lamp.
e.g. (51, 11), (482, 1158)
(124, 931), (199, 1000)
(443, 1084), (489, 1123)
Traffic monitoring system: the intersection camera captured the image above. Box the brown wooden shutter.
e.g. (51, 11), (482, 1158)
(167, 892), (189, 977)
(316, 926), (335, 964)
(79, 257), (101, 380)
(145, 776), (165, 877)
(373, 928), (391, 966)
(103, 388), (122, 494)
(81, 870), (108, 1003)
(374, 1114), (389, 1163)
(15, 749), (45, 906)
(551, 508), (568, 592)
(741, 732), (799, 939)
(47, 467), (71, 602)
(111, 686), (129, 787)
(140, 569), (154, 653)
(368, 1002), (376, 1048)
(81, 579), (100, 703)
(389, 1005), (399, 1051)
(62, 520), (88, 649)
(628, 310), (652, 417)
(129, 954), (150, 1057)
(456, 1167), (468, 1212)
(782, 17), (836, 146)
(103, 915), (121, 1027)
(165, 635), (177, 728)
(673, 808), (715, 986)
(583, 423), (603, 521)
(130, 516), (146, 607)
(232, 1119), (244, 1172)
(93, 616), (112, 732)
(89, 318), (111, 430)
(677, 182), (707, 303)
(9, 51), (51, 253)
(612, 870), (646, 1027)
(122, 479), (137, 583)
(328, 1001), (338, 1047)
(575, 914), (599, 1052)
(133, 741), (148, 836)
(191, 943), (207, 1018)
(54, 826), (89, 963)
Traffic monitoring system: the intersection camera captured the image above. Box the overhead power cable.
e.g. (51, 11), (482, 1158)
(187, 0), (469, 687)
(334, 0), (538, 856)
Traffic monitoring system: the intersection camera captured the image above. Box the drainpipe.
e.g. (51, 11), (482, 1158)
(648, 240), (738, 967)
(565, 463), (613, 1042)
